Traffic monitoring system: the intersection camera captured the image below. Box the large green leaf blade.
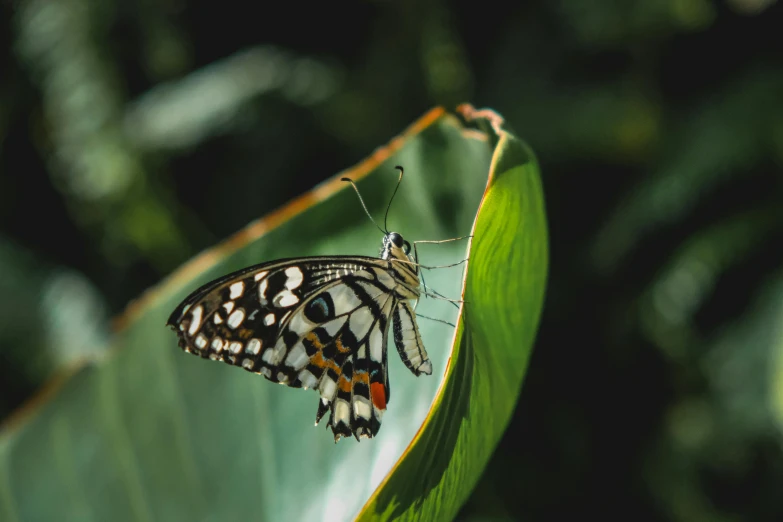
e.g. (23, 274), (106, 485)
(0, 108), (499, 522)
(359, 118), (549, 521)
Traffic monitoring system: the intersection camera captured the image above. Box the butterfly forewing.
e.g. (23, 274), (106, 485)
(167, 247), (430, 442)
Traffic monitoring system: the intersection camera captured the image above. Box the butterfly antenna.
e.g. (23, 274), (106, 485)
(341, 177), (386, 235)
(384, 166), (404, 232)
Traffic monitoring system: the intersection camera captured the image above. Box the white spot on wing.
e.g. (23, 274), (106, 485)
(273, 289), (299, 308)
(322, 316), (347, 336)
(213, 313), (223, 324)
(319, 376), (337, 401)
(229, 282), (244, 299)
(246, 338), (262, 355)
(284, 342), (309, 370)
(227, 309), (245, 329)
(357, 281), (387, 303)
(353, 396), (372, 420)
(258, 279), (269, 304)
(262, 337), (287, 365)
(187, 305), (203, 336)
(327, 285), (363, 314)
(242, 359), (254, 370)
(229, 342), (243, 354)
(194, 334), (207, 349)
(299, 369), (318, 389)
(264, 313), (276, 326)
(288, 311), (314, 336)
(369, 323), (383, 363)
(222, 301), (235, 314)
(212, 337), (224, 352)
(348, 306), (373, 340)
(254, 271), (269, 282)
(260, 367), (272, 378)
(284, 266), (304, 290)
(334, 399), (350, 425)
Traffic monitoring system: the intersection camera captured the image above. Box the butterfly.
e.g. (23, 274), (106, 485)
(167, 167), (457, 442)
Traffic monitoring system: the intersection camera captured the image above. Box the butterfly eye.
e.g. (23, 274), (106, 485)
(304, 294), (334, 323)
(403, 241), (411, 255)
(389, 232), (404, 248)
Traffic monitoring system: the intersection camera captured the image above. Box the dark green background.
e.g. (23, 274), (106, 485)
(2, 1), (782, 520)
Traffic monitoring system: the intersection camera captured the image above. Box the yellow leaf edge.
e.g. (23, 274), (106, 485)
(355, 106), (520, 521)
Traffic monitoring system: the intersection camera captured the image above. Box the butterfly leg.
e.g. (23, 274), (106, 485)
(410, 234), (472, 271)
(410, 237), (469, 312)
(412, 242), (426, 313)
(414, 312), (455, 328)
(412, 234), (473, 246)
(422, 289), (464, 309)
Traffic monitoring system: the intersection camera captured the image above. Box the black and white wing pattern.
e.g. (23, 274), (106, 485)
(167, 232), (433, 442)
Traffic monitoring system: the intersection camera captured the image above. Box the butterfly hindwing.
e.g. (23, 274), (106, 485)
(320, 282), (395, 440)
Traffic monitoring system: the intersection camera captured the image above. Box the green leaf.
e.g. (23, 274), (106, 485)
(357, 110), (548, 520)
(0, 107), (548, 522)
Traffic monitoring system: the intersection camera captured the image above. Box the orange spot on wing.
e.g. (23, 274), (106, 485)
(334, 336), (352, 353)
(310, 351), (340, 374)
(338, 374), (352, 393)
(310, 352), (327, 369)
(352, 371), (369, 386)
(305, 332), (324, 349)
(370, 382), (387, 410)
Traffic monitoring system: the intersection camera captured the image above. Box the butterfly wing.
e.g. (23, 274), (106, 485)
(167, 255), (405, 441)
(311, 277), (396, 440)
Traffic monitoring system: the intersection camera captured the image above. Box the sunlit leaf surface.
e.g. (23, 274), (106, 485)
(359, 114), (548, 521)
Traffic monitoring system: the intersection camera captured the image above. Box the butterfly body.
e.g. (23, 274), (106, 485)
(167, 231), (432, 442)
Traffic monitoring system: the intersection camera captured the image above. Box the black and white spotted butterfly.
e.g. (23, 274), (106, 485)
(167, 167), (465, 442)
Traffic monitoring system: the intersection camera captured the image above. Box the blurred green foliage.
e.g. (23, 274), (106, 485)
(1, 0), (782, 520)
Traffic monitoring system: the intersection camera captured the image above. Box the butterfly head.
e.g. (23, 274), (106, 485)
(381, 232), (412, 261)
